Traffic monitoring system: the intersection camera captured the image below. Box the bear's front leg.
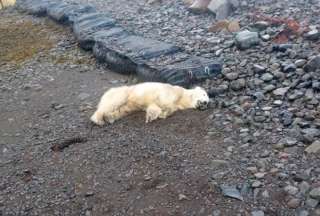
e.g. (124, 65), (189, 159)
(90, 111), (105, 126)
(145, 104), (162, 123)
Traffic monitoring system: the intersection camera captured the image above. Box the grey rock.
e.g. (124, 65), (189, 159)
(273, 71), (285, 79)
(110, 80), (120, 84)
(305, 140), (320, 154)
(287, 198), (300, 209)
(273, 100), (283, 105)
(208, 0), (233, 20)
(261, 190), (270, 198)
(189, 0), (211, 12)
(235, 30), (260, 50)
(254, 115), (266, 122)
(279, 137), (297, 147)
(229, 0), (239, 8)
(254, 78), (264, 86)
(306, 198), (319, 208)
(251, 210), (264, 216)
(280, 110), (294, 126)
(305, 29), (320, 41)
(178, 193), (188, 200)
(270, 62), (281, 70)
(312, 81), (320, 90)
(304, 55), (320, 72)
(261, 73), (273, 81)
(310, 187), (320, 200)
(212, 210), (221, 216)
(297, 210), (309, 216)
(252, 21), (269, 31)
(284, 185), (299, 195)
(215, 49), (224, 56)
(295, 59), (307, 67)
(288, 90), (304, 100)
(273, 87), (290, 96)
(312, 208), (320, 216)
(223, 40), (235, 48)
(230, 78), (246, 90)
(260, 150), (270, 158)
(252, 180), (263, 188)
(305, 89), (314, 100)
(299, 181), (311, 195)
(207, 36), (222, 44)
(272, 44), (293, 52)
(302, 128), (320, 143)
(253, 91), (265, 101)
(283, 63), (296, 73)
(52, 103), (64, 110)
(240, 181), (251, 196)
(210, 160), (229, 168)
(220, 185), (243, 201)
(263, 84), (276, 92)
(225, 72), (239, 80)
(261, 34), (271, 41)
(257, 158), (269, 170)
(253, 64), (266, 73)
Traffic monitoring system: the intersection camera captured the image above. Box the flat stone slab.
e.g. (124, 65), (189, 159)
(137, 53), (223, 87)
(47, 2), (96, 25)
(93, 35), (181, 74)
(73, 13), (118, 50)
(77, 27), (129, 51)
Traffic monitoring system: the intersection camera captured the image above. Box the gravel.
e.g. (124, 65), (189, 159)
(1, 0), (320, 214)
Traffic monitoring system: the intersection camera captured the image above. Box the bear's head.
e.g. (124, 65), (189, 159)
(190, 86), (209, 110)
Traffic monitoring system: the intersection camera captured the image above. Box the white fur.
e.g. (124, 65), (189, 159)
(91, 82), (209, 125)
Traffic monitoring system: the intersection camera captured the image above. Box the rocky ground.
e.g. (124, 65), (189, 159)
(1, 0), (320, 215)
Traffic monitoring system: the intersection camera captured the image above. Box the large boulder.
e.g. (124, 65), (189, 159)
(235, 30), (260, 50)
(303, 55), (320, 72)
(207, 0), (238, 19)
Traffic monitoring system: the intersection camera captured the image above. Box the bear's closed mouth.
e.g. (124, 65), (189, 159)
(197, 101), (209, 110)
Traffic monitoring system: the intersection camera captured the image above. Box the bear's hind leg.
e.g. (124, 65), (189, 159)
(107, 104), (133, 123)
(145, 104), (162, 123)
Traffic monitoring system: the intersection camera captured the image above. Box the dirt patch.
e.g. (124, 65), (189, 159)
(0, 14), (62, 66)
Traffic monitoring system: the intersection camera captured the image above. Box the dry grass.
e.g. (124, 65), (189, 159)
(0, 15), (61, 66)
(0, 14), (95, 68)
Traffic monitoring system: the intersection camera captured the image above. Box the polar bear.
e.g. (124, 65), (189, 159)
(90, 82), (209, 125)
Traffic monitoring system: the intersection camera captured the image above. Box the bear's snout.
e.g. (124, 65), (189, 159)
(196, 100), (209, 110)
